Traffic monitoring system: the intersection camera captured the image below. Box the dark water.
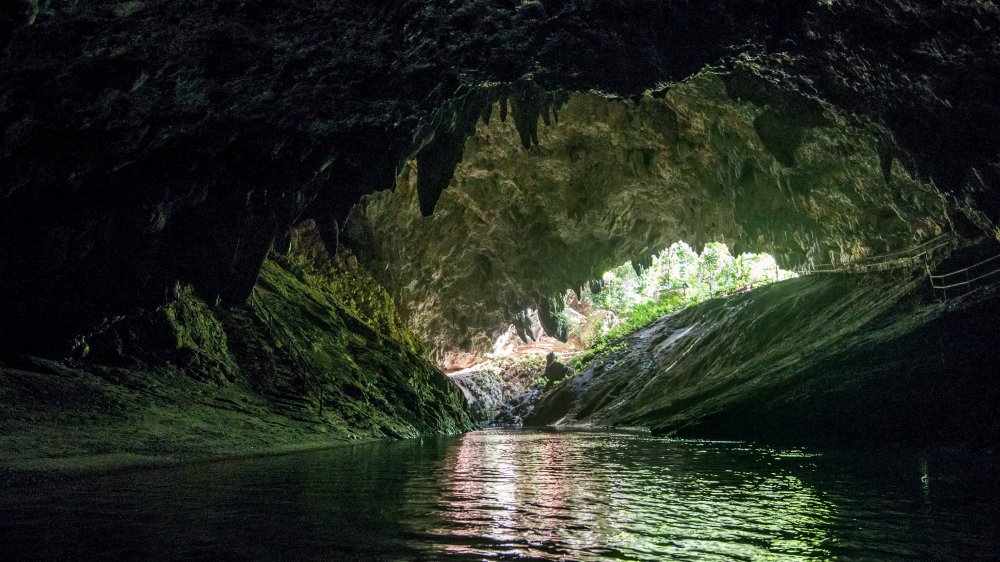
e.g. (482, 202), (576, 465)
(2, 429), (999, 560)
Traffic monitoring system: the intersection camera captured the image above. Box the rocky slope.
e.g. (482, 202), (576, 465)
(447, 354), (548, 424)
(525, 243), (1000, 446)
(0, 223), (472, 469)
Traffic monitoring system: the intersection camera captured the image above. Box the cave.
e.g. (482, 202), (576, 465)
(2, 1), (1000, 559)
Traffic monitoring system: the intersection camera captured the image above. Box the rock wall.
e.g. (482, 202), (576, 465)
(0, 224), (472, 465)
(448, 354), (548, 423)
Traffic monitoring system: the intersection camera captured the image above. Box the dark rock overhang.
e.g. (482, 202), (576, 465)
(1, 0), (997, 356)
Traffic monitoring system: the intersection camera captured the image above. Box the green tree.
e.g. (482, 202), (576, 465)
(575, 240), (794, 354)
(697, 242), (734, 294)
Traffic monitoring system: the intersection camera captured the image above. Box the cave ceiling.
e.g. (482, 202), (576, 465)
(0, 0), (996, 356)
(346, 70), (952, 356)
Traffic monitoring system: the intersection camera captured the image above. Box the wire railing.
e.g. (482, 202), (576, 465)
(797, 234), (955, 275)
(927, 253), (1000, 291)
(791, 231), (1000, 295)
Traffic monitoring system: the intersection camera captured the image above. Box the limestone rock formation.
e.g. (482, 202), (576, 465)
(0, 223), (472, 464)
(0, 0), (998, 455)
(447, 354), (548, 423)
(348, 71), (951, 356)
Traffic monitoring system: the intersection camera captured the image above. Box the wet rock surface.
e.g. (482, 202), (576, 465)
(525, 243), (1000, 446)
(492, 387), (546, 426)
(447, 354), (547, 424)
(486, 355), (571, 425)
(0, 224), (473, 467)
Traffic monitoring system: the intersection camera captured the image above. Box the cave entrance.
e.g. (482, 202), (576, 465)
(436, 238), (797, 424)
(343, 70), (951, 375)
(482, 241), (795, 369)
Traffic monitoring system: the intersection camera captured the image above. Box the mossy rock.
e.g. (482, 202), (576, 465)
(162, 283), (239, 385)
(80, 283), (238, 386)
(224, 257), (473, 435)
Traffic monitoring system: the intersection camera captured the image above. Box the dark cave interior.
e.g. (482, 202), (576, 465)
(1, 0), (999, 467)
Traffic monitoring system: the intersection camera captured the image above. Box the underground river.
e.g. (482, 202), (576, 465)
(2, 428), (998, 560)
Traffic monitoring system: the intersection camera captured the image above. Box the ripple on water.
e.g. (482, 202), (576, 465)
(404, 430), (999, 561)
(1, 428), (998, 560)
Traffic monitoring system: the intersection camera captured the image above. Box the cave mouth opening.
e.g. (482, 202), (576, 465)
(443, 240), (796, 375)
(344, 69), (953, 369)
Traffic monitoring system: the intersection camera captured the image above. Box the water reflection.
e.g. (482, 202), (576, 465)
(423, 431), (835, 560)
(1, 429), (998, 560)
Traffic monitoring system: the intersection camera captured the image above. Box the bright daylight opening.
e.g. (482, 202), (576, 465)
(446, 239), (798, 424)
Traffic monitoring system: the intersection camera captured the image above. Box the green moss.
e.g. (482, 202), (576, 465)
(222, 257), (473, 438)
(4, 230), (472, 463)
(569, 295), (690, 372)
(113, 1), (146, 17)
(162, 283), (238, 385)
(318, 264), (424, 355)
(286, 221), (425, 355)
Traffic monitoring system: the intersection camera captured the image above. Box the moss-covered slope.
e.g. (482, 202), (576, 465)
(0, 233), (473, 468)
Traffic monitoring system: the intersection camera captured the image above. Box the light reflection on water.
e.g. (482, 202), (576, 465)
(1, 428), (998, 560)
(422, 431), (835, 560)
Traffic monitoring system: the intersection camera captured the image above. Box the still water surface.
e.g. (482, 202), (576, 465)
(2, 429), (998, 560)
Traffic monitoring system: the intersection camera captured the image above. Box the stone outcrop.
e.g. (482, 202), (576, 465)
(447, 354), (548, 423)
(447, 351), (573, 425)
(0, 223), (472, 465)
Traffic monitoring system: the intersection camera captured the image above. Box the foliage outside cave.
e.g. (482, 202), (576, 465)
(500, 241), (796, 373)
(448, 240), (797, 425)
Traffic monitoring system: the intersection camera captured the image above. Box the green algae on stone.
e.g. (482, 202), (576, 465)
(285, 220), (425, 356)
(525, 249), (1000, 447)
(113, 1), (146, 18)
(0, 240), (474, 465)
(223, 241), (473, 438)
